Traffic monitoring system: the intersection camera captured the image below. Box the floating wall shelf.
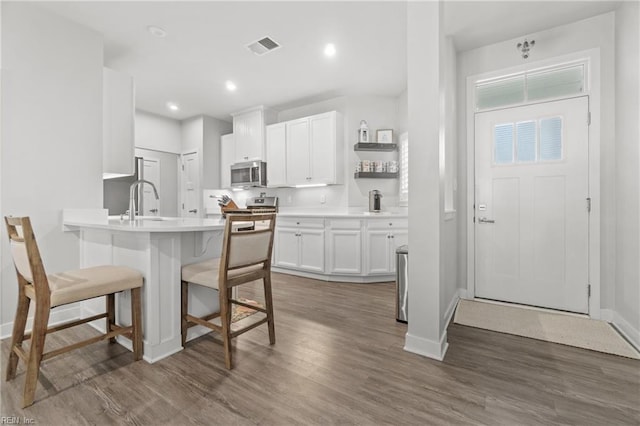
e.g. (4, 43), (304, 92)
(354, 172), (399, 179)
(353, 143), (397, 152)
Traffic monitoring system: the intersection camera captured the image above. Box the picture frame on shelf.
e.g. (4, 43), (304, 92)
(377, 129), (393, 144)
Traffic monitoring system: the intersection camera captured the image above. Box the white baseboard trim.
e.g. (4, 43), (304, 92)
(80, 305), (108, 333)
(404, 331), (449, 361)
(444, 290), (463, 330)
(601, 308), (640, 352)
(0, 305), (81, 340)
(271, 267), (394, 283)
(458, 287), (471, 300)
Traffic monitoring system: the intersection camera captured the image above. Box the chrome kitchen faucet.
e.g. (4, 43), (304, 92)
(128, 179), (159, 221)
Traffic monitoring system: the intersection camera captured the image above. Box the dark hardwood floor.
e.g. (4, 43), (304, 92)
(2, 272), (639, 425)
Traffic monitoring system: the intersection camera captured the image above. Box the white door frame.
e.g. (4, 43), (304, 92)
(180, 150), (201, 218)
(465, 49), (602, 318)
(141, 156), (161, 216)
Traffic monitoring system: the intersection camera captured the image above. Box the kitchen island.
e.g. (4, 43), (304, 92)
(63, 210), (226, 363)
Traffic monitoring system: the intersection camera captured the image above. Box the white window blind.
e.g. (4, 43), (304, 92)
(476, 63), (586, 111)
(493, 116), (563, 165)
(399, 132), (408, 205)
(477, 76), (525, 110)
(527, 65), (584, 101)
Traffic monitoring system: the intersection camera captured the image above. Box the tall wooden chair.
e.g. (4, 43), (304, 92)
(4, 216), (144, 407)
(181, 213), (276, 369)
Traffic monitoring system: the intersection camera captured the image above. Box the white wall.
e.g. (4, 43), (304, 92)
(614, 1), (640, 346)
(1, 3), (103, 330)
(272, 94), (407, 211)
(181, 116), (203, 153)
(347, 96), (401, 208)
(404, 0), (448, 360)
(135, 109), (181, 154)
(134, 148), (179, 217)
(440, 36), (459, 332)
(456, 12), (616, 309)
(395, 90), (408, 135)
(202, 116), (232, 189)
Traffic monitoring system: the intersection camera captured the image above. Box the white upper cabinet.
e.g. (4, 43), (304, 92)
(285, 118), (311, 184)
(309, 112), (337, 184)
(220, 133), (234, 188)
(285, 111), (342, 186)
(265, 123), (287, 187)
(231, 106), (276, 163)
(103, 67), (134, 178)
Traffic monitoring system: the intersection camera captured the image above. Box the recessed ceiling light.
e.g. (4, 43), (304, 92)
(324, 43), (336, 57)
(166, 102), (179, 112)
(147, 25), (167, 38)
(226, 81), (237, 92)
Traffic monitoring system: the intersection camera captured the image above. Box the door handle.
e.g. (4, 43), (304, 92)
(478, 217), (495, 224)
(188, 209), (198, 213)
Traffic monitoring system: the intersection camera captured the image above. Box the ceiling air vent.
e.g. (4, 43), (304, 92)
(246, 37), (281, 56)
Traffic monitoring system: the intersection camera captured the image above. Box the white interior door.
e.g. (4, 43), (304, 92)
(141, 158), (160, 216)
(182, 152), (200, 218)
(475, 96), (589, 313)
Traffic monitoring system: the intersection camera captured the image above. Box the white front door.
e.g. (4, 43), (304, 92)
(182, 152), (200, 218)
(141, 158), (160, 216)
(475, 96), (590, 313)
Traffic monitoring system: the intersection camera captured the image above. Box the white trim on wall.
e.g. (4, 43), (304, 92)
(0, 305), (81, 340)
(601, 309), (640, 352)
(465, 49), (602, 318)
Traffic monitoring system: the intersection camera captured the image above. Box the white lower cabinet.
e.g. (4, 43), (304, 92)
(364, 219), (409, 275)
(274, 218), (325, 273)
(274, 216), (406, 281)
(327, 220), (362, 274)
(299, 230), (325, 272)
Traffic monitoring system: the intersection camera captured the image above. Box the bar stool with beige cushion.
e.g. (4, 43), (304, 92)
(181, 213), (276, 369)
(4, 216), (144, 408)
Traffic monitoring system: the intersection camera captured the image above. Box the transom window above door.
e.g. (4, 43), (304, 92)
(493, 116), (563, 165)
(476, 63), (585, 111)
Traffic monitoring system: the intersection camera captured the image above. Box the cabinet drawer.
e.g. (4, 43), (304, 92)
(366, 218), (408, 230)
(277, 217), (325, 229)
(327, 219), (362, 230)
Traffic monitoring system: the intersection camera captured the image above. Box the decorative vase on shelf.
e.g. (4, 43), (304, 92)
(358, 120), (369, 143)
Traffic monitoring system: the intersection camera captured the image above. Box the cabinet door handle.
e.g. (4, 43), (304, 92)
(149, 209), (158, 213)
(189, 209), (198, 213)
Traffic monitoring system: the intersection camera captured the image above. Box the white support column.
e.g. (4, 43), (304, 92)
(404, 0), (448, 360)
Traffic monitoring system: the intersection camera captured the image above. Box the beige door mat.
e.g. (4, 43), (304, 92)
(454, 299), (640, 360)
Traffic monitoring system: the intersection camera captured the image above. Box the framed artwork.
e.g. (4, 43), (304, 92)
(377, 129), (393, 144)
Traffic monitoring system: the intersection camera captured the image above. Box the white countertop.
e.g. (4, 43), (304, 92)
(276, 210), (408, 218)
(64, 216), (226, 233)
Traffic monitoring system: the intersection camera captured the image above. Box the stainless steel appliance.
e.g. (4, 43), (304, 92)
(221, 196), (278, 216)
(230, 161), (267, 188)
(396, 245), (408, 323)
(369, 190), (383, 212)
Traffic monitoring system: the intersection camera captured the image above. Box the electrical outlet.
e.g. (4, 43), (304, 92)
(287, 195), (292, 204)
(320, 194), (326, 204)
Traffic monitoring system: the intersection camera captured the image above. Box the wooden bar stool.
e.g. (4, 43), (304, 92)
(181, 213), (276, 369)
(4, 216), (144, 407)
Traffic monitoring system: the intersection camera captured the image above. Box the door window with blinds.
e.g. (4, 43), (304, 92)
(493, 117), (563, 165)
(476, 63), (585, 111)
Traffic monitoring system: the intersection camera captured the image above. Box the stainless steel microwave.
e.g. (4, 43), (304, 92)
(230, 161), (267, 188)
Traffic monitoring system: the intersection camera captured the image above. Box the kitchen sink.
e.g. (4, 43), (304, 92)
(362, 211), (393, 216)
